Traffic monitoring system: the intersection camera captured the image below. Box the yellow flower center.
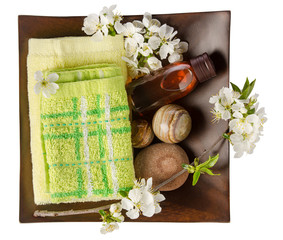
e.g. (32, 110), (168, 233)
(41, 80), (49, 88)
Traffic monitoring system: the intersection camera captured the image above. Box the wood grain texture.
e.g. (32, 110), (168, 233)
(19, 11), (230, 223)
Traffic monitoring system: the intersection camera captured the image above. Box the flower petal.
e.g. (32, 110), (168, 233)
(48, 82), (59, 94)
(159, 44), (170, 59)
(34, 82), (42, 95)
(142, 12), (151, 28)
(42, 88), (51, 98)
(100, 14), (109, 25)
(159, 24), (167, 38)
(126, 208), (140, 219)
(148, 36), (161, 50)
(154, 193), (165, 202)
(128, 188), (142, 203)
(141, 191), (154, 206)
(177, 41), (189, 53)
(155, 204), (162, 214)
(91, 30), (104, 42)
(114, 21), (125, 34)
(132, 20), (144, 32)
(164, 25), (174, 39)
(141, 204), (155, 217)
(146, 177), (153, 189)
(121, 198), (134, 210)
(133, 33), (144, 46)
(34, 71), (43, 81)
(46, 73), (59, 82)
(82, 26), (96, 35)
(101, 25), (109, 36)
(168, 52), (181, 63)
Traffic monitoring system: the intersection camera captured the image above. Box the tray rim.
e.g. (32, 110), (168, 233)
(19, 11), (231, 223)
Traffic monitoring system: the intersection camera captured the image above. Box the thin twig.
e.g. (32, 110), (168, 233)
(34, 203), (113, 217)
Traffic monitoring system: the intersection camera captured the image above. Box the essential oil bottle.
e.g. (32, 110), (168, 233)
(126, 52), (217, 115)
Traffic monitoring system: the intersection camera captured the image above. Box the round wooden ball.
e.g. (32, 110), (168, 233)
(131, 119), (154, 148)
(134, 143), (189, 191)
(152, 104), (192, 143)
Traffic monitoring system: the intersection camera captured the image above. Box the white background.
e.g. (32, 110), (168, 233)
(1, 0), (282, 239)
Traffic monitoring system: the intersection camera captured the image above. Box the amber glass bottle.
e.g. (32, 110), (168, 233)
(126, 52), (216, 115)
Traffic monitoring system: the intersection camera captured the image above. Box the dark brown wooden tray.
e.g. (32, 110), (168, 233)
(19, 11), (230, 223)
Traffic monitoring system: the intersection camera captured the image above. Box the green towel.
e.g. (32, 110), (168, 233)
(40, 64), (134, 203)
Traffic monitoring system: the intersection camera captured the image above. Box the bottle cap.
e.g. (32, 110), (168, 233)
(190, 53), (216, 83)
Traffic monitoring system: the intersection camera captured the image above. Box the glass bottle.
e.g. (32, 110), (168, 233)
(126, 52), (216, 115)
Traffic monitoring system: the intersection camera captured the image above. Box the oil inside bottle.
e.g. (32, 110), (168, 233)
(128, 62), (198, 114)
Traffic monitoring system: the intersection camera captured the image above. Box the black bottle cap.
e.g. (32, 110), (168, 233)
(190, 53), (216, 83)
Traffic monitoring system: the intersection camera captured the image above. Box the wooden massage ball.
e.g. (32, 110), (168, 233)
(131, 119), (154, 148)
(134, 143), (189, 191)
(152, 104), (192, 144)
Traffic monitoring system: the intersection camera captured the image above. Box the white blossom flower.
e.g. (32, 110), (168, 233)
(158, 24), (180, 59)
(147, 56), (162, 70)
(122, 56), (150, 78)
(143, 12), (161, 38)
(100, 222), (119, 234)
(124, 37), (140, 58)
(210, 80), (267, 158)
(229, 118), (253, 135)
(230, 131), (260, 158)
(168, 41), (189, 63)
(99, 5), (117, 25)
(109, 203), (124, 222)
(121, 177), (165, 219)
(256, 107), (267, 127)
(82, 13), (109, 41)
(209, 87), (238, 121)
(138, 43), (153, 57)
(34, 71), (59, 98)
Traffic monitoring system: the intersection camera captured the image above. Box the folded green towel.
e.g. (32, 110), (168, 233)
(40, 65), (134, 203)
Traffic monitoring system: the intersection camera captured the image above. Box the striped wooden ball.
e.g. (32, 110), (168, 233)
(152, 104), (192, 143)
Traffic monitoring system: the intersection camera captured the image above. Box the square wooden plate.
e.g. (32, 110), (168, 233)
(19, 11), (230, 223)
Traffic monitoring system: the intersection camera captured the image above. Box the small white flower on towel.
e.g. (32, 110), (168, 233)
(34, 71), (59, 98)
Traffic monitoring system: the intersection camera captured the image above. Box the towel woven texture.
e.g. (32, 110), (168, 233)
(27, 36), (134, 205)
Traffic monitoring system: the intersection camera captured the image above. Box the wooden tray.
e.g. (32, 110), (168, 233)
(19, 11), (230, 223)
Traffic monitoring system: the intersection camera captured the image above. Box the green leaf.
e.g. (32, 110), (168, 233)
(200, 167), (220, 176)
(230, 82), (241, 93)
(205, 154), (219, 168)
(99, 210), (106, 217)
(239, 78), (256, 100)
(119, 190), (129, 198)
(192, 171), (201, 186)
(247, 107), (256, 115)
(194, 157), (199, 166)
(247, 79), (256, 98)
(196, 154), (219, 170)
(242, 77), (250, 92)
